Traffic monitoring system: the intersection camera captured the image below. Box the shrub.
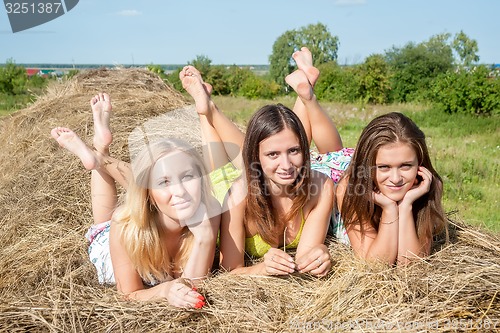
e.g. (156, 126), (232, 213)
(432, 65), (500, 115)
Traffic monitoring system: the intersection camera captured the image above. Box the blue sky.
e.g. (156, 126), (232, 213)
(1, 0), (498, 65)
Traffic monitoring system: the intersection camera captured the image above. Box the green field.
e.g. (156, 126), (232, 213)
(212, 95), (500, 232)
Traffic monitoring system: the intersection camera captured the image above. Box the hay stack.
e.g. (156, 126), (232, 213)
(0, 69), (499, 332)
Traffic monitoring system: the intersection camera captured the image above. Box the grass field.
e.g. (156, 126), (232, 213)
(212, 95), (500, 232)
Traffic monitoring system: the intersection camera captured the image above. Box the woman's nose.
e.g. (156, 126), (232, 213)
(169, 180), (187, 196)
(280, 155), (292, 169)
(389, 168), (403, 183)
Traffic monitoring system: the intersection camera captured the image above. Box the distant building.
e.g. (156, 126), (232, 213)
(26, 68), (40, 77)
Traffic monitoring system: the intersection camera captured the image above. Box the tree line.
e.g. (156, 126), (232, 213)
(161, 24), (499, 116)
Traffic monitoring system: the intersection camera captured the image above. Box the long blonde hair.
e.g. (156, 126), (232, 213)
(113, 138), (212, 284)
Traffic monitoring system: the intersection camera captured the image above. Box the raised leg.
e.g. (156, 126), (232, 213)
(180, 65), (244, 170)
(51, 127), (117, 224)
(288, 47), (342, 153)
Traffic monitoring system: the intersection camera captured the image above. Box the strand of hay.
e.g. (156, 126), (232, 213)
(0, 68), (499, 332)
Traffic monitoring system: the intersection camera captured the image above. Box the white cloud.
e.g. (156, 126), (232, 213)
(335, 0), (366, 6)
(116, 9), (142, 17)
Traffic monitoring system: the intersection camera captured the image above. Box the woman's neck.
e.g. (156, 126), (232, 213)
(267, 179), (295, 198)
(157, 212), (184, 236)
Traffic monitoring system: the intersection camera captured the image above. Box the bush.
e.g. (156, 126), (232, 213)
(239, 76), (280, 99)
(356, 54), (391, 104)
(432, 65), (500, 115)
(315, 62), (358, 103)
(0, 60), (27, 95)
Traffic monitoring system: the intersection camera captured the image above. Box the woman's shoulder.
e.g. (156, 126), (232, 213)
(310, 169), (335, 193)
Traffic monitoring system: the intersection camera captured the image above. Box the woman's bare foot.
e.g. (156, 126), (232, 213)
(179, 65), (211, 115)
(292, 47), (320, 87)
(286, 69), (313, 101)
(51, 127), (98, 170)
(90, 93), (112, 154)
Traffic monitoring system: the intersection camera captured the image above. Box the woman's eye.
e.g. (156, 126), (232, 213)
(267, 152), (278, 158)
(289, 147), (300, 154)
(158, 179), (170, 186)
(183, 174), (194, 180)
(400, 164), (413, 171)
(377, 165), (390, 171)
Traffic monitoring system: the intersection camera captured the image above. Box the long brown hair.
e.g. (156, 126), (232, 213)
(242, 104), (311, 245)
(341, 112), (446, 246)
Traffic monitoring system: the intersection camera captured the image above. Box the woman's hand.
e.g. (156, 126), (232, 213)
(262, 248), (296, 275)
(165, 279), (206, 309)
(183, 202), (219, 240)
(295, 244), (331, 277)
(373, 188), (397, 209)
(399, 166), (433, 207)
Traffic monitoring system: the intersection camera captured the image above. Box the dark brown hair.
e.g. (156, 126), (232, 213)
(242, 104), (311, 245)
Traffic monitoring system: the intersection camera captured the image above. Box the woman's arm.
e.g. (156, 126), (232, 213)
(397, 166), (434, 264)
(219, 180), (295, 275)
(109, 222), (205, 307)
(294, 172), (334, 276)
(337, 178), (400, 265)
(182, 199), (220, 283)
(218, 179), (248, 272)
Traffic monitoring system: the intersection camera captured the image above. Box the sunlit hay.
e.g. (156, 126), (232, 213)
(0, 69), (499, 332)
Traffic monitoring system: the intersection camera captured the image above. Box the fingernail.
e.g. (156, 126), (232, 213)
(192, 287), (197, 291)
(197, 295), (205, 301)
(195, 301), (205, 308)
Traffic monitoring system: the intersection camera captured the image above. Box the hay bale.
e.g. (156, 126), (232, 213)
(0, 69), (499, 332)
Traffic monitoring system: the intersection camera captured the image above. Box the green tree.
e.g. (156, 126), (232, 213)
(165, 55), (213, 92)
(205, 65), (228, 95)
(356, 54), (391, 104)
(294, 23), (339, 66)
(223, 65), (255, 96)
(269, 23), (339, 90)
(315, 62), (358, 103)
(239, 75), (280, 99)
(452, 30), (480, 67)
(0, 59), (27, 95)
(189, 55), (212, 77)
(385, 34), (453, 102)
(432, 65), (500, 115)
(269, 30), (297, 89)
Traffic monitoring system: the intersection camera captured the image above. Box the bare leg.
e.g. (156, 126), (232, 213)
(90, 92), (112, 153)
(180, 66), (230, 171)
(180, 65), (244, 170)
(90, 93), (130, 188)
(290, 47), (342, 153)
(51, 127), (116, 224)
(51, 127), (98, 170)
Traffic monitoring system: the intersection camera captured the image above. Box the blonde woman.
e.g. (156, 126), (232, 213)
(51, 93), (219, 308)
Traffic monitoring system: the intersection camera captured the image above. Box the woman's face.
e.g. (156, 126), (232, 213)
(258, 128), (304, 188)
(148, 151), (203, 222)
(375, 142), (419, 202)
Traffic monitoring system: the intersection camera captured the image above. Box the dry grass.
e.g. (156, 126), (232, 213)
(0, 68), (499, 332)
